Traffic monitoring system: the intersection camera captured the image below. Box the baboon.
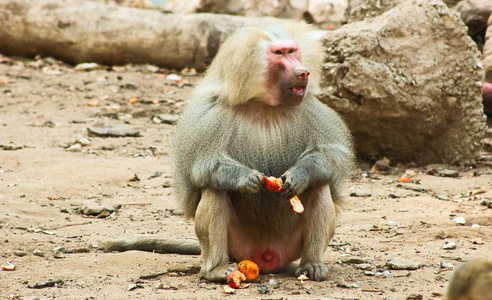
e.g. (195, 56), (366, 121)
(173, 20), (354, 282)
(445, 260), (492, 300)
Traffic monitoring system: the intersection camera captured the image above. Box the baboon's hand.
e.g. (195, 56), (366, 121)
(280, 168), (309, 197)
(238, 170), (265, 193)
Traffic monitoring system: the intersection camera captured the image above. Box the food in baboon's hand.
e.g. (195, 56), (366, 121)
(264, 176), (304, 213)
(264, 176), (283, 192)
(238, 260), (259, 282)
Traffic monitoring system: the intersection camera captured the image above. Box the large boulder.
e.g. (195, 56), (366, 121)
(319, 0), (487, 165)
(484, 13), (492, 83)
(163, 0), (354, 29)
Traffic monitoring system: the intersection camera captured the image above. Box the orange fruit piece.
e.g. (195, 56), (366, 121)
(227, 269), (246, 289)
(289, 195), (304, 214)
(397, 177), (411, 183)
(264, 176), (283, 192)
(238, 260), (259, 282)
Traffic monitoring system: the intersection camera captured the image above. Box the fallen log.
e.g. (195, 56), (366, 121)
(103, 235), (201, 255)
(0, 0), (290, 70)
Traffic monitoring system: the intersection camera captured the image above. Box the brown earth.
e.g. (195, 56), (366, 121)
(1, 54), (491, 300)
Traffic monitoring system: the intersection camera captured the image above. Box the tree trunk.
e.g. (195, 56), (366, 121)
(0, 0), (290, 70)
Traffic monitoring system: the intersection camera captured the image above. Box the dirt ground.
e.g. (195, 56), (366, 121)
(1, 54), (492, 300)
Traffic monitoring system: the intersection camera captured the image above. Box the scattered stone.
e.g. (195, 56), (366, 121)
(74, 62), (105, 71)
(350, 187), (371, 197)
(52, 250), (65, 259)
(152, 114), (179, 125)
(1, 144), (23, 150)
(386, 257), (422, 270)
(354, 263), (372, 270)
(375, 270), (391, 277)
(87, 124), (140, 137)
(14, 250), (28, 257)
(371, 157), (391, 172)
(453, 217), (466, 225)
(27, 279), (64, 289)
(149, 171), (162, 179)
(32, 249), (44, 257)
(439, 170), (460, 178)
(165, 74), (182, 82)
(426, 168), (439, 176)
(81, 202), (120, 217)
(66, 143), (83, 152)
(268, 278), (279, 289)
(436, 194), (450, 201)
(438, 262), (454, 269)
(471, 224), (481, 229)
(470, 238), (484, 245)
(443, 241), (457, 250)
(128, 174), (140, 182)
(341, 257), (374, 264)
(258, 284), (270, 294)
(406, 294), (423, 300)
(481, 199), (492, 208)
(336, 281), (360, 288)
(162, 180), (171, 188)
(76, 137), (92, 146)
(127, 283), (144, 291)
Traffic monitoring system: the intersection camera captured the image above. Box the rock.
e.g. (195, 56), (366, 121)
(341, 256), (374, 264)
(164, 0), (351, 29)
(336, 281), (360, 288)
(32, 249), (44, 257)
(152, 114), (179, 125)
(320, 0), (486, 165)
(350, 187), (371, 197)
(14, 250), (28, 257)
(386, 257), (422, 270)
(406, 294), (423, 300)
(438, 261), (454, 269)
(87, 124), (140, 137)
(371, 157), (391, 172)
(484, 14), (492, 83)
(439, 169), (460, 177)
(53, 250), (65, 259)
(81, 202), (120, 217)
(66, 143), (83, 152)
(354, 263), (372, 270)
(444, 241), (457, 249)
(481, 199), (492, 208)
(453, 216), (466, 225)
(454, 0), (492, 50)
(1, 144), (23, 150)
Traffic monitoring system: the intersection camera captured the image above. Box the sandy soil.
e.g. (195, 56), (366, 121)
(1, 54), (492, 300)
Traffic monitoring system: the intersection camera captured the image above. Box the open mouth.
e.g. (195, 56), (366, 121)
(289, 86), (306, 96)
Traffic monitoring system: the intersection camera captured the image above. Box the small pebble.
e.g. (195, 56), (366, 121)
(443, 242), (457, 250)
(14, 250), (28, 257)
(453, 217), (466, 225)
(32, 249), (44, 257)
(439, 170), (459, 178)
(386, 257), (422, 270)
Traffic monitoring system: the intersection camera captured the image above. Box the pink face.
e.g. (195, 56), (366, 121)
(266, 40), (310, 106)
